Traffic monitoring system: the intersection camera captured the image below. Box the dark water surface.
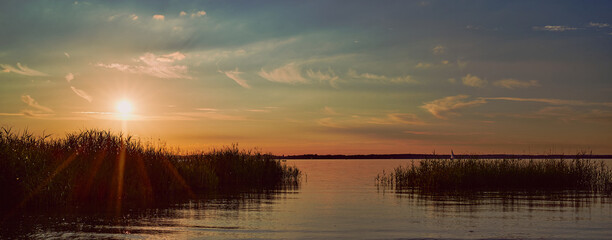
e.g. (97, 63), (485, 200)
(2, 159), (612, 239)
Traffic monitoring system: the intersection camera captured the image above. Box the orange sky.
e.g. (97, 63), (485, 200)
(1, 1), (611, 155)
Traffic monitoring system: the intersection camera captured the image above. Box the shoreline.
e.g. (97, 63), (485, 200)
(279, 154), (612, 160)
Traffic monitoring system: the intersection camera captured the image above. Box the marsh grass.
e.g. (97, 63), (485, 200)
(377, 156), (612, 195)
(0, 127), (300, 211)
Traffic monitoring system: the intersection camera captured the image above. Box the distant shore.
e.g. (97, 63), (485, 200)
(279, 154), (612, 160)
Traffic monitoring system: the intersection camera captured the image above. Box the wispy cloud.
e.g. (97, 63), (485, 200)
(219, 68), (250, 88)
(421, 95), (486, 119)
(97, 52), (190, 79)
(21, 110), (43, 118)
(1, 63), (48, 76)
(190, 37), (298, 63)
(389, 76), (416, 84)
(130, 14), (138, 20)
(64, 52), (70, 58)
(192, 10), (206, 18)
(432, 45), (445, 55)
(157, 51), (185, 62)
(307, 68), (340, 87)
(153, 14), (165, 20)
(65, 73), (74, 83)
(533, 25), (578, 32)
(461, 74), (487, 87)
(347, 69), (417, 84)
(485, 97), (612, 107)
(322, 106), (338, 115)
(70, 86), (93, 102)
(178, 110), (246, 121)
(423, 94), (612, 120)
(486, 106), (612, 124)
(387, 113), (425, 125)
(317, 112), (424, 130)
(258, 62), (307, 84)
(348, 69), (386, 81)
(415, 62), (433, 69)
(21, 95), (53, 113)
(543, 107), (612, 123)
(588, 22), (610, 28)
(494, 79), (539, 89)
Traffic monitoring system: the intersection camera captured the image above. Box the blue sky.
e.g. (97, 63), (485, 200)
(1, 0), (611, 154)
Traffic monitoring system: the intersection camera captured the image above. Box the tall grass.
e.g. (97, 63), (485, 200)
(0, 127), (300, 210)
(377, 156), (612, 195)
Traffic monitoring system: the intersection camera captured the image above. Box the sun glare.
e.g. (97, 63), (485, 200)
(117, 100), (133, 115)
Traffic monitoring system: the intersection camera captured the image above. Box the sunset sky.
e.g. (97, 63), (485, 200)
(1, 0), (611, 155)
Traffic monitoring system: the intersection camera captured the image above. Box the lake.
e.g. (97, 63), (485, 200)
(3, 159), (612, 239)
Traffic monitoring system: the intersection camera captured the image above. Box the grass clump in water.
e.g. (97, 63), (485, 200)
(0, 127), (300, 211)
(377, 156), (612, 194)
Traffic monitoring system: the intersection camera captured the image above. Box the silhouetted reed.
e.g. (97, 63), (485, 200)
(0, 127), (300, 211)
(377, 156), (612, 195)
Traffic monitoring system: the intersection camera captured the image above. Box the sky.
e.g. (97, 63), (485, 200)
(1, 0), (612, 155)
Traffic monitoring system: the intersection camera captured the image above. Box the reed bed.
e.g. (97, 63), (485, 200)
(377, 156), (612, 195)
(0, 127), (300, 210)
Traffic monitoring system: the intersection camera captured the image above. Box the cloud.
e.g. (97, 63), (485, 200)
(21, 95), (53, 113)
(176, 110), (246, 121)
(21, 110), (40, 117)
(157, 51), (185, 62)
(107, 15), (118, 21)
(322, 106), (338, 115)
(461, 74), (487, 87)
(347, 69), (417, 84)
(1, 63), (48, 76)
(153, 14), (165, 20)
(65, 73), (74, 82)
(533, 25), (578, 32)
(389, 76), (417, 83)
(306, 68), (340, 87)
(387, 113), (424, 125)
(64, 52), (70, 58)
(189, 37), (299, 63)
(448, 78), (457, 84)
(258, 62), (307, 84)
(70, 86), (93, 102)
(219, 68), (250, 88)
(130, 14), (138, 20)
(180, 11), (187, 16)
(359, 72), (387, 81)
(317, 112), (424, 132)
(421, 95), (612, 120)
(493, 106), (612, 123)
(485, 97), (612, 107)
(415, 60), (464, 69)
(588, 22), (610, 28)
(415, 62), (433, 69)
(493, 79), (539, 89)
(192, 11), (206, 18)
(421, 95), (486, 119)
(432, 45), (445, 55)
(97, 52), (190, 79)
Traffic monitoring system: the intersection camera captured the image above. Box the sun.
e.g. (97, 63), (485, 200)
(116, 100), (133, 114)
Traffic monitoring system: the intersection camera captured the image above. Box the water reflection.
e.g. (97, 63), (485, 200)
(388, 189), (612, 213)
(2, 188), (300, 239)
(2, 159), (611, 239)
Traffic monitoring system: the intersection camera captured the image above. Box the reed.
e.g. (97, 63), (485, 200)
(0, 127), (300, 210)
(377, 156), (612, 194)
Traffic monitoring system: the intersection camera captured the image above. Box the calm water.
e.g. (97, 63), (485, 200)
(3, 159), (612, 239)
